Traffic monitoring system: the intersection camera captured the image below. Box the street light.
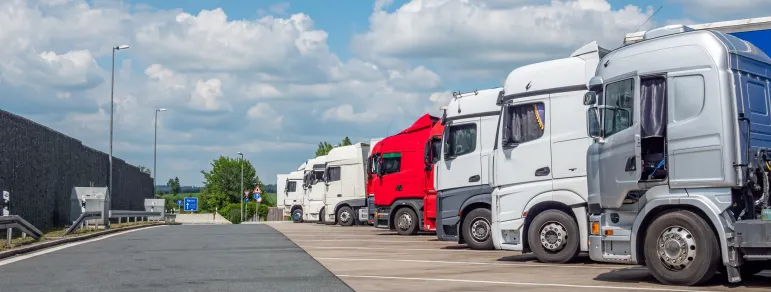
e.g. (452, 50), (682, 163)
(107, 44), (129, 229)
(154, 108), (167, 197)
(238, 152), (244, 222)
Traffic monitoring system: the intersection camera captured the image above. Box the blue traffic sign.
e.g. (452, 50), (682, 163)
(183, 197), (198, 211)
(254, 193), (261, 201)
(177, 200), (182, 206)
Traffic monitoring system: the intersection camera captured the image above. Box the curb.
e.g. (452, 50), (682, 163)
(0, 223), (175, 261)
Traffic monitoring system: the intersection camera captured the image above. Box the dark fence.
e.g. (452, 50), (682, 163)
(0, 109), (153, 230)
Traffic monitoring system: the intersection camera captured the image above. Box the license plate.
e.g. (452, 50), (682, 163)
(358, 209), (368, 220)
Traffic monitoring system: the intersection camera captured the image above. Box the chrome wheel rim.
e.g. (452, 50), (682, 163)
(470, 217), (491, 242)
(657, 225), (697, 271)
(397, 212), (413, 230)
(540, 221), (568, 252)
(340, 210), (351, 223)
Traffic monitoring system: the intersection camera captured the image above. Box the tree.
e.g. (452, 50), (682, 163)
(199, 156), (264, 212)
(314, 137), (355, 157)
(167, 177), (181, 195)
(138, 165), (151, 175)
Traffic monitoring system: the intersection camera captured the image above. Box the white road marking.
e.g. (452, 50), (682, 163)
(317, 257), (631, 270)
(294, 239), (441, 243)
(0, 225), (165, 267)
(304, 246), (493, 252)
(336, 275), (714, 292)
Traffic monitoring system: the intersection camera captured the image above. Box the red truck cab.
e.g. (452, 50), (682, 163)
(368, 114), (440, 235)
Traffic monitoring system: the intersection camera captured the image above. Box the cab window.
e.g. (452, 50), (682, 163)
(326, 166), (341, 182)
(602, 78), (635, 137)
(287, 181), (297, 192)
(381, 153), (401, 175)
(446, 124), (477, 157)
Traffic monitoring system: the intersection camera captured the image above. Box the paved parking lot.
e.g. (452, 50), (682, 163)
(268, 222), (771, 292)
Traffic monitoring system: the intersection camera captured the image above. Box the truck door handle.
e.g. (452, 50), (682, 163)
(396, 184), (402, 191)
(469, 175), (480, 182)
(625, 156), (636, 172)
(337, 194), (342, 197)
(535, 167), (550, 176)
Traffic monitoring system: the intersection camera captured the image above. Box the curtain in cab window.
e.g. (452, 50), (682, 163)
(382, 153), (401, 174)
(327, 167), (341, 182)
(510, 103), (545, 143)
(640, 78), (666, 138)
(448, 124), (476, 156)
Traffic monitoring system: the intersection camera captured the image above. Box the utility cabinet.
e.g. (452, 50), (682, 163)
(144, 199), (165, 220)
(70, 187), (109, 226)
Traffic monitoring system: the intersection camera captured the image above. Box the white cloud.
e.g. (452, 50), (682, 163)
(0, 0), (445, 185)
(352, 0), (656, 78)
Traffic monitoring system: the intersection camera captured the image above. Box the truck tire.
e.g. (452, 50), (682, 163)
(643, 210), (720, 286)
(337, 206), (355, 226)
(394, 208), (419, 235)
(527, 210), (580, 263)
(292, 209), (303, 223)
(462, 208), (494, 250)
(317, 208), (325, 224)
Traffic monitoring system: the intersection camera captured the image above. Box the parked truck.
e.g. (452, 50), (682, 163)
(284, 170), (305, 223)
(366, 138), (384, 225)
(302, 155), (327, 223)
(422, 122), (444, 232)
(585, 20), (771, 286)
(371, 114), (441, 234)
(490, 41), (607, 260)
(435, 88), (502, 250)
(323, 142), (371, 226)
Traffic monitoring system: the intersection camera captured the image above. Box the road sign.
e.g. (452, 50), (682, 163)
(183, 197), (198, 212)
(244, 197), (249, 203)
(255, 193), (262, 203)
(244, 190), (249, 197)
(177, 200), (182, 206)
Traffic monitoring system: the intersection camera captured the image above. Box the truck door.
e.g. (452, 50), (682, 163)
(438, 118), (483, 218)
(494, 99), (552, 223)
(378, 152), (407, 201)
(596, 77), (641, 208)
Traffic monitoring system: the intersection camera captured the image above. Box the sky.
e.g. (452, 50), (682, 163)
(1, 0), (770, 187)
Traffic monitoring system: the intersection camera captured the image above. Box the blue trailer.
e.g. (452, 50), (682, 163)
(624, 17), (771, 53)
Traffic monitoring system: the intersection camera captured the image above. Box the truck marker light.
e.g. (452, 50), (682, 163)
(522, 211), (528, 217)
(591, 222), (600, 235)
(458, 210), (462, 215)
(604, 230), (614, 236)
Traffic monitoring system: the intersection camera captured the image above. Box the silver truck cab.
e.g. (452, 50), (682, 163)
(585, 24), (771, 286)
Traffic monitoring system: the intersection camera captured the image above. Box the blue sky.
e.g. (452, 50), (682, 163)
(2, 0), (770, 187)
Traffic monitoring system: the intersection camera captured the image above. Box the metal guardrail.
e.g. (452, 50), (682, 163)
(0, 215), (44, 243)
(64, 211), (103, 235)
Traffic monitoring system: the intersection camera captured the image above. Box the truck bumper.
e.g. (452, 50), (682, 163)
(436, 215), (459, 242)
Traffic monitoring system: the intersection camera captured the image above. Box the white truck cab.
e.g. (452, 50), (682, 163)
(436, 88), (502, 250)
(323, 142), (371, 226)
(284, 170), (305, 223)
(491, 42), (608, 263)
(303, 155), (327, 223)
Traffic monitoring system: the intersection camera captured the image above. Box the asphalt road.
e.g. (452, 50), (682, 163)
(0, 224), (353, 292)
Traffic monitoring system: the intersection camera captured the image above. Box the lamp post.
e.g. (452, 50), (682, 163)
(238, 152), (244, 222)
(108, 44), (129, 229)
(154, 108), (167, 196)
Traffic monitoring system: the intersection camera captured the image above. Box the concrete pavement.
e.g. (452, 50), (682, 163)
(0, 224), (351, 292)
(269, 222), (771, 292)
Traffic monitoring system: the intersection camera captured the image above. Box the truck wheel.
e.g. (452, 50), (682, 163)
(527, 210), (580, 263)
(337, 206), (355, 226)
(292, 209), (303, 223)
(643, 210), (720, 286)
(462, 208), (494, 250)
(394, 208), (419, 235)
(317, 208), (325, 224)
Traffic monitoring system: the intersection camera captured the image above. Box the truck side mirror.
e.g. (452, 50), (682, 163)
(587, 107), (602, 138)
(583, 91), (597, 105)
(424, 140), (432, 165)
(588, 76), (604, 92)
